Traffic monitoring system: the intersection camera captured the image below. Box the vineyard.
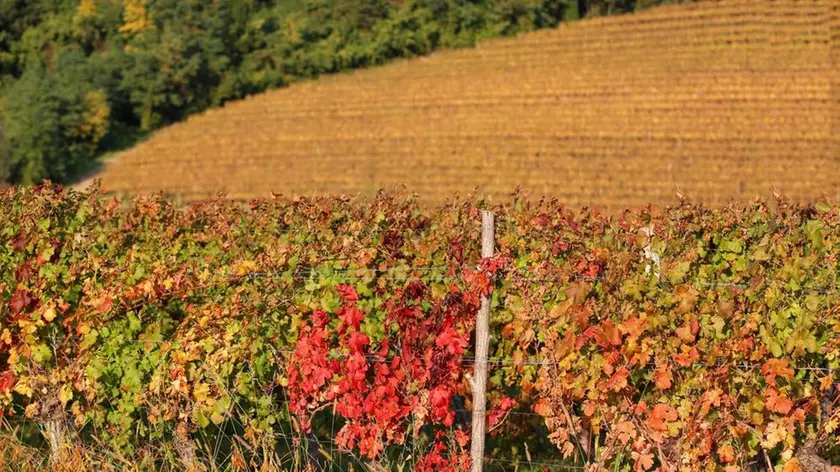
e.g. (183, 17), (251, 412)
(1, 183), (839, 471)
(86, 0), (840, 211)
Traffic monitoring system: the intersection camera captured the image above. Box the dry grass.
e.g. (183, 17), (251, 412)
(90, 0), (840, 211)
(0, 427), (308, 472)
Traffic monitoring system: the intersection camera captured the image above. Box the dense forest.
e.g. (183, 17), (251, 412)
(0, 0), (685, 186)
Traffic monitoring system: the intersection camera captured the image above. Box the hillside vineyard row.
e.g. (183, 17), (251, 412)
(95, 0), (840, 211)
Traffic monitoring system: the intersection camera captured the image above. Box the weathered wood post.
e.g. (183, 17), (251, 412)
(470, 210), (495, 472)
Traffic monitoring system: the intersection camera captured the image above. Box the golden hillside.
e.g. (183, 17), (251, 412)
(92, 0), (840, 210)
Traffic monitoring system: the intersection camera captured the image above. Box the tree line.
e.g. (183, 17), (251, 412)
(0, 0), (687, 186)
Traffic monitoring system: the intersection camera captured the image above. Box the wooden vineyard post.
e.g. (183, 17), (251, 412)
(470, 210), (495, 472)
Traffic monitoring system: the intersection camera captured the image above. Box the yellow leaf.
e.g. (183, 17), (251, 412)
(762, 421), (788, 449)
(193, 382), (210, 404)
(58, 385), (73, 405)
(781, 448), (793, 462)
(235, 260), (257, 276)
(24, 403), (39, 418)
(119, 0), (151, 34)
(75, 0), (97, 20)
(17, 320), (37, 335)
(825, 417), (838, 434)
(43, 307), (56, 323)
(14, 378), (33, 398)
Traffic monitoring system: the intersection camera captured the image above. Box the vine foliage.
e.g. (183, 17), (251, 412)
(0, 184), (838, 470)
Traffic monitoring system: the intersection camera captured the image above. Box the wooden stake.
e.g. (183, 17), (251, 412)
(470, 210), (495, 472)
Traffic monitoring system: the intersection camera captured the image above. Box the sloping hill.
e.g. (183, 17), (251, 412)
(90, 0), (840, 210)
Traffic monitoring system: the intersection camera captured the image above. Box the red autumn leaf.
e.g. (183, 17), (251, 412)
(0, 371), (16, 393)
(310, 366), (333, 390)
(436, 327), (468, 355)
(430, 387), (454, 426)
(762, 359), (795, 385)
(358, 433), (384, 459)
(9, 288), (33, 316)
(765, 388), (793, 415)
(339, 306), (364, 329)
(336, 284), (359, 302)
(336, 397), (363, 419)
(431, 388), (450, 409)
(455, 429), (469, 447)
(311, 310), (329, 329)
(488, 396), (516, 429)
(14, 262), (34, 283)
(404, 280), (426, 299)
(12, 232), (27, 251)
(348, 331), (370, 353)
(466, 270), (492, 296)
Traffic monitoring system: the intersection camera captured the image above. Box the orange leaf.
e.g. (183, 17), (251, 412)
(675, 323), (696, 344)
(762, 359), (794, 385)
(718, 444), (736, 464)
(97, 297), (113, 314)
(672, 347), (699, 367)
(782, 459), (803, 472)
(605, 367), (630, 392)
(620, 316), (646, 339)
(615, 420), (636, 444)
(700, 388), (722, 416)
(765, 388), (793, 415)
(653, 367), (672, 390)
(585, 320), (622, 349)
(632, 451), (654, 471)
(647, 403), (678, 431)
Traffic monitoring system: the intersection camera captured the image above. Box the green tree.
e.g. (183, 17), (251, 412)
(2, 51), (109, 184)
(494, 0), (567, 36)
(0, 123), (9, 184)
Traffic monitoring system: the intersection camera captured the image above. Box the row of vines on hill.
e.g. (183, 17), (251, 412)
(0, 184), (838, 471)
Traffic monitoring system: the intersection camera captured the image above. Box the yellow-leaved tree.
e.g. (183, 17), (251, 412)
(77, 90), (111, 150)
(119, 0), (151, 34)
